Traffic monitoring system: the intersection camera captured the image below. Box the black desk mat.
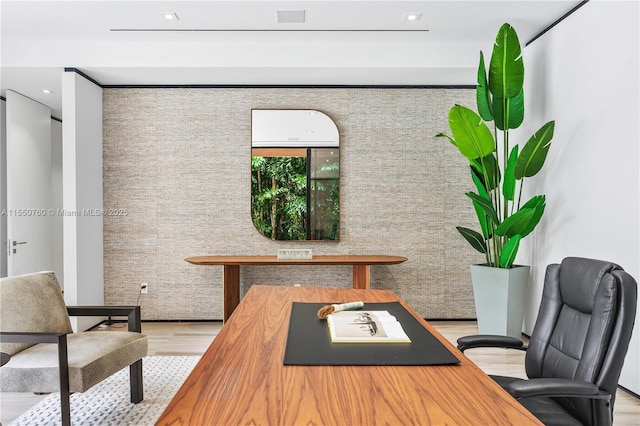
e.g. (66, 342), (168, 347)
(283, 302), (460, 366)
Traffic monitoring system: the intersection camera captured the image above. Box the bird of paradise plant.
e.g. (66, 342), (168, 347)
(437, 23), (555, 268)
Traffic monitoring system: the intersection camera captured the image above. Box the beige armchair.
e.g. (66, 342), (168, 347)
(0, 271), (148, 426)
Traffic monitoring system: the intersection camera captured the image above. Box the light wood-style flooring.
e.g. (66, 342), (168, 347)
(1, 321), (638, 425)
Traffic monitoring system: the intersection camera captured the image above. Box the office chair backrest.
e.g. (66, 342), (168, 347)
(0, 271), (73, 356)
(525, 257), (637, 425)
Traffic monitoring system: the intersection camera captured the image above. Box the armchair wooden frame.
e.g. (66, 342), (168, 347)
(0, 305), (143, 426)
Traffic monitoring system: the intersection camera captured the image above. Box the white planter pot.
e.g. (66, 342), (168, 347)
(470, 264), (530, 338)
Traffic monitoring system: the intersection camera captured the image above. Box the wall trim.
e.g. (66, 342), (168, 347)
(63, 68), (477, 90)
(526, 0), (590, 46)
(64, 67), (102, 88)
(64, 68), (478, 90)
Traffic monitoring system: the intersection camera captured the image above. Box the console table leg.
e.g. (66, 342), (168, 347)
(352, 265), (371, 290)
(223, 265), (240, 322)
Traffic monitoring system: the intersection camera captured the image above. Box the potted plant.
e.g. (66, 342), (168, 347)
(437, 23), (555, 337)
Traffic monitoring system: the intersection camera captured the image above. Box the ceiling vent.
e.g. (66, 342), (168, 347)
(276, 10), (306, 24)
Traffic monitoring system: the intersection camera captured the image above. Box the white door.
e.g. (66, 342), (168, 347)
(6, 90), (53, 276)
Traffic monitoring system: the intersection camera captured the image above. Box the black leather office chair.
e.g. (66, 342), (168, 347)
(457, 257), (637, 426)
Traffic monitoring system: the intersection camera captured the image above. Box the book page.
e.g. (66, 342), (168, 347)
(327, 310), (411, 343)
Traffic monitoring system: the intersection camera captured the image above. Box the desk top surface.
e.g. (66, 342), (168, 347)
(156, 286), (541, 426)
(185, 254), (408, 266)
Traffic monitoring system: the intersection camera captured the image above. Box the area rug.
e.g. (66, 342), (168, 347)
(10, 356), (200, 426)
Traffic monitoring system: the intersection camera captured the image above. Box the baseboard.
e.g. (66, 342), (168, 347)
(618, 385), (640, 400)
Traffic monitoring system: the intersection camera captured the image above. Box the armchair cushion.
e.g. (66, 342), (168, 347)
(0, 271), (72, 356)
(1, 331), (147, 392)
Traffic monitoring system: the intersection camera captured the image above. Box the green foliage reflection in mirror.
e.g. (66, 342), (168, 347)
(251, 110), (339, 241)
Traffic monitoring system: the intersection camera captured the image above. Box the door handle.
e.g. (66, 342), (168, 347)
(12, 240), (27, 254)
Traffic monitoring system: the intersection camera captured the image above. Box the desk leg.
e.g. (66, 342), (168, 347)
(352, 265), (370, 290)
(223, 265), (240, 322)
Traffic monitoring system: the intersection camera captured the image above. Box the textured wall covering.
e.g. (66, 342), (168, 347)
(102, 88), (480, 320)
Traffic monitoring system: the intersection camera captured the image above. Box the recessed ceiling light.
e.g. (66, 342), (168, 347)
(42, 89), (53, 94)
(162, 12), (179, 20)
(403, 13), (422, 22)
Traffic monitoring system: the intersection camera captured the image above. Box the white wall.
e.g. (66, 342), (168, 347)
(518, 0), (640, 394)
(62, 70), (104, 331)
(51, 119), (63, 288)
(0, 100), (6, 277)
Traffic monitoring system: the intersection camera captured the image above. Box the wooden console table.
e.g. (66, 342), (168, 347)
(185, 255), (407, 321)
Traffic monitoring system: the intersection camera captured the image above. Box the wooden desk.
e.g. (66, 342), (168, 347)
(185, 255), (407, 321)
(156, 285), (542, 426)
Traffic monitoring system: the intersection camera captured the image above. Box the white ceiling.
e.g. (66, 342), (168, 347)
(1, 0), (583, 118)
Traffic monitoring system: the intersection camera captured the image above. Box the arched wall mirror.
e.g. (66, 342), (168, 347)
(251, 109), (339, 241)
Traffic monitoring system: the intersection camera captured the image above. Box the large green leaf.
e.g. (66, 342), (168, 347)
(470, 167), (489, 199)
(466, 192), (498, 224)
(495, 195), (546, 237)
(494, 208), (535, 238)
(476, 52), (493, 122)
(493, 90), (525, 130)
(448, 105), (495, 160)
(508, 89), (525, 128)
(499, 234), (521, 268)
(503, 146), (518, 201)
(515, 121), (555, 179)
(489, 23), (524, 99)
(471, 154), (500, 192)
(470, 169), (491, 239)
(456, 226), (487, 254)
(518, 195), (546, 237)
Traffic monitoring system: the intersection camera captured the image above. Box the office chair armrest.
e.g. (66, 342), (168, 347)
(456, 334), (525, 352)
(67, 306), (142, 333)
(507, 378), (611, 401)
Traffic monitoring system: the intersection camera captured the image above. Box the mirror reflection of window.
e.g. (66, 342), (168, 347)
(251, 110), (339, 241)
(251, 148), (308, 241)
(309, 148), (339, 240)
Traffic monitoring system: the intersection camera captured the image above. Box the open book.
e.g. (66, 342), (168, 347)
(327, 310), (411, 343)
